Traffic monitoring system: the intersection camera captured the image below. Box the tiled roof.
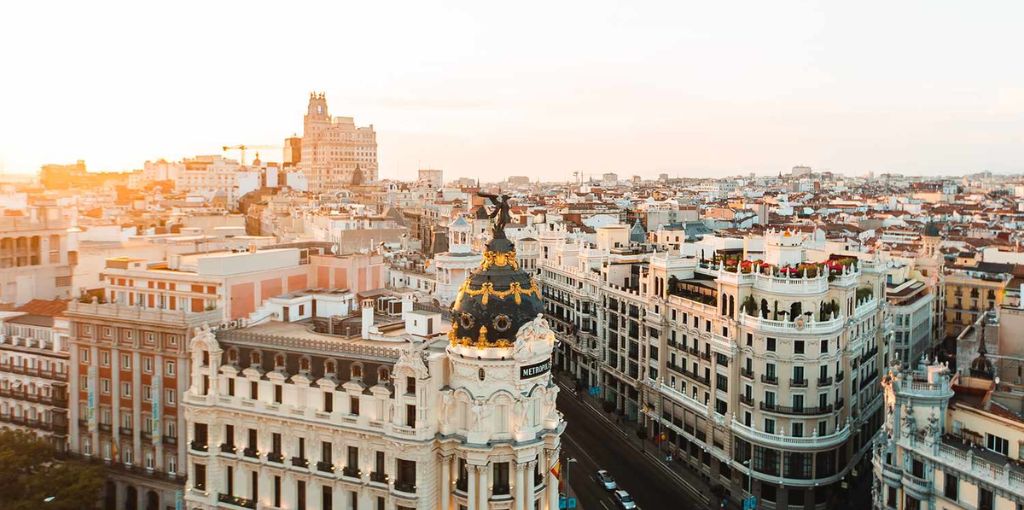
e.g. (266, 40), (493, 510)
(14, 299), (68, 317)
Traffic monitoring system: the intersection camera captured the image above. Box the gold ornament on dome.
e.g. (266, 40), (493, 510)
(454, 278), (540, 306)
(475, 325), (490, 347)
(481, 249), (519, 271)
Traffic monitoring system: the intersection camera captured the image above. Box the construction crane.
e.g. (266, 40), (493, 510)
(222, 144), (280, 165)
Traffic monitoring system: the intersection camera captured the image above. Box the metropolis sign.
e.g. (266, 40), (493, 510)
(520, 359), (551, 379)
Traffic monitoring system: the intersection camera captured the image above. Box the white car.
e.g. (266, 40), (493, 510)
(595, 469), (617, 490)
(614, 489), (637, 510)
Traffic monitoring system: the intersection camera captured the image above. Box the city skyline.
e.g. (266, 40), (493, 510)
(3, 1), (1024, 180)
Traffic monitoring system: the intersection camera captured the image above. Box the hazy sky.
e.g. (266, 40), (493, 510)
(2, 1), (1023, 180)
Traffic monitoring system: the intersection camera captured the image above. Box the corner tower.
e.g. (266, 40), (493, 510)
(440, 193), (564, 510)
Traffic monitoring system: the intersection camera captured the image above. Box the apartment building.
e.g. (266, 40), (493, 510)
(872, 358), (1024, 509)
(0, 202), (75, 306)
(183, 231), (564, 510)
(541, 227), (893, 509)
(66, 248), (385, 509)
(943, 264), (1010, 338)
(0, 299), (70, 449)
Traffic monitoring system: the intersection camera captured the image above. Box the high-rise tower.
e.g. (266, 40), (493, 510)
(298, 92), (378, 192)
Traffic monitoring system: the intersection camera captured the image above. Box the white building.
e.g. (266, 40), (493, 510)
(183, 232), (564, 510)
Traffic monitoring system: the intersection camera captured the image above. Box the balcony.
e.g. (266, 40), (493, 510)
(739, 395), (754, 406)
(740, 368), (754, 379)
(316, 461), (335, 474)
(789, 378), (808, 388)
(836, 372), (845, 382)
(836, 398), (845, 411)
(760, 402), (833, 416)
(492, 484), (510, 496)
(818, 376), (833, 386)
(291, 457), (309, 468)
(456, 478), (468, 492)
(739, 313), (843, 335)
(217, 493), (256, 509)
(731, 419), (851, 450)
(394, 480), (417, 494)
(370, 471), (388, 484)
(220, 444), (237, 455)
(189, 440), (208, 452)
(119, 427), (133, 437)
(242, 447), (258, 459)
(761, 375), (778, 385)
(267, 452), (284, 464)
(342, 466), (361, 479)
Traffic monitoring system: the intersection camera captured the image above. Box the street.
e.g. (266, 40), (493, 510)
(556, 379), (708, 510)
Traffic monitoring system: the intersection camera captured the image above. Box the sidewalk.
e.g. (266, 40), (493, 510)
(556, 373), (740, 510)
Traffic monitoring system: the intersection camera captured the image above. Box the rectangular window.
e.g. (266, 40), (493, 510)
(820, 340), (828, 353)
(794, 341), (804, 354)
(166, 361), (175, 376)
(227, 378), (235, 397)
(351, 397), (360, 416)
(274, 476), (281, 508)
(121, 382), (131, 398)
(298, 480), (306, 510)
(274, 385), (283, 404)
(944, 472), (958, 501)
(194, 463), (206, 490)
(766, 337), (776, 352)
(324, 392), (333, 413)
(406, 405), (416, 427)
(101, 351), (110, 367)
(250, 381), (259, 400)
(321, 485), (332, 510)
(987, 434), (1009, 456)
(143, 357), (153, 373)
(166, 389), (176, 405)
(101, 379), (111, 394)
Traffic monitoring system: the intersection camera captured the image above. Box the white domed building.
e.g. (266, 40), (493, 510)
(182, 219), (564, 510)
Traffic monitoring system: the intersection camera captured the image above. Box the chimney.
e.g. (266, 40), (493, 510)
(361, 298), (374, 340)
(401, 294), (414, 320)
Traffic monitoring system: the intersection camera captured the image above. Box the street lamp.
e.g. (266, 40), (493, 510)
(564, 457), (578, 502)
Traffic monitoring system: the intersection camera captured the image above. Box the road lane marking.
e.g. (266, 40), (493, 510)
(558, 378), (710, 505)
(599, 501), (610, 510)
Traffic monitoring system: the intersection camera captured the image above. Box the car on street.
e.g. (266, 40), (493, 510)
(613, 489), (637, 509)
(595, 469), (617, 490)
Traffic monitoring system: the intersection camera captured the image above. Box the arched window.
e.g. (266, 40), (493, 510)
(324, 360), (336, 375)
(274, 353), (285, 369)
(351, 363), (363, 380)
(378, 367), (390, 382)
(227, 348), (239, 363)
(299, 357), (311, 373)
(249, 351), (262, 367)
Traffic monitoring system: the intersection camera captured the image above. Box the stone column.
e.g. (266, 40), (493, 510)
(468, 465), (478, 510)
(477, 463), (489, 510)
(69, 345), (79, 449)
(154, 353), (164, 473)
(546, 450), (559, 510)
(132, 350), (142, 466)
(90, 346), (99, 455)
(514, 462), (526, 510)
(111, 346), (121, 461)
(440, 455), (451, 510)
(176, 354), (188, 477)
(525, 461), (536, 510)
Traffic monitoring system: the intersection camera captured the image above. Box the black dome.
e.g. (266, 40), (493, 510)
(449, 237), (543, 347)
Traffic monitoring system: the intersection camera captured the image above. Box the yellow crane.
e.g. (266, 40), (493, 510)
(222, 144), (280, 165)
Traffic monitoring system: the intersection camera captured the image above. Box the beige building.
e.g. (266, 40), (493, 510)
(541, 227), (893, 509)
(0, 202), (76, 306)
(300, 92), (378, 192)
(873, 357), (1024, 510)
